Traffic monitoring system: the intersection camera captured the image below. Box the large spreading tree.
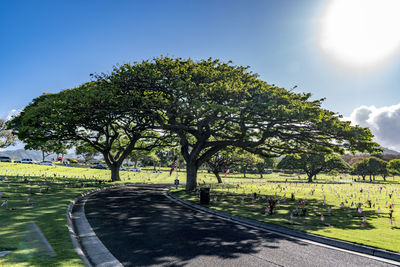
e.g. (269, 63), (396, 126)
(8, 80), (168, 181)
(109, 57), (379, 190)
(9, 57), (379, 187)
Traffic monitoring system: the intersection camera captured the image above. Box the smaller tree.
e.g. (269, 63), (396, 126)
(207, 151), (235, 183)
(353, 157), (389, 182)
(368, 157), (388, 181)
(277, 153), (350, 182)
(0, 119), (16, 149)
(353, 159), (369, 180)
(25, 140), (68, 161)
(254, 157), (277, 178)
(128, 150), (159, 168)
(75, 142), (100, 163)
(388, 159), (400, 176)
(235, 151), (259, 178)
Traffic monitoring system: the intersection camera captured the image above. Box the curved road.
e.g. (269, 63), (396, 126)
(84, 186), (396, 266)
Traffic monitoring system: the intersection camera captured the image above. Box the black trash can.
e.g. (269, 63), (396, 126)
(200, 187), (210, 205)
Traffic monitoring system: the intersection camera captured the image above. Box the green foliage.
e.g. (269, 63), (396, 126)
(277, 153), (350, 182)
(8, 56), (381, 189)
(115, 56), (379, 190)
(353, 157), (389, 181)
(129, 149), (160, 167)
(0, 119), (16, 148)
(388, 159), (400, 175)
(75, 141), (100, 162)
(7, 80), (169, 181)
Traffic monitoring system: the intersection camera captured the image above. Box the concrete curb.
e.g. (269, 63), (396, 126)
(67, 184), (400, 266)
(66, 184), (169, 266)
(167, 191), (400, 264)
(67, 186), (124, 267)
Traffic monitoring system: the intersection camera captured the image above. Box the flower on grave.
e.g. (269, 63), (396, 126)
(340, 202), (344, 208)
(1, 199), (7, 207)
(357, 207), (362, 214)
(377, 207), (381, 213)
(362, 215), (366, 222)
(299, 200), (307, 216)
(321, 214), (325, 221)
(328, 206), (332, 213)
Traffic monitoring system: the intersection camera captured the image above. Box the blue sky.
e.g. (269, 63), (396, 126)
(1, 0), (400, 150)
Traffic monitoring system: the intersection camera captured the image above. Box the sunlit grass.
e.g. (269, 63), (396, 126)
(172, 172), (400, 253)
(1, 162), (399, 266)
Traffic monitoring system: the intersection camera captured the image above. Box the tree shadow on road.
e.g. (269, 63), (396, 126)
(85, 187), (312, 266)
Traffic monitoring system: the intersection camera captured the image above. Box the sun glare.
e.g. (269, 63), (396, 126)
(319, 0), (400, 69)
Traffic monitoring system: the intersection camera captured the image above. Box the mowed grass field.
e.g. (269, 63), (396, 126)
(0, 162), (187, 266)
(1, 162), (399, 266)
(173, 172), (400, 253)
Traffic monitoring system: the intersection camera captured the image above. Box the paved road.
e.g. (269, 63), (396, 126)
(84, 186), (396, 267)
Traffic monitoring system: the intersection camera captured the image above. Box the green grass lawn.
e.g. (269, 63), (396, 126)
(0, 162), (186, 266)
(172, 172), (400, 253)
(1, 162), (399, 266)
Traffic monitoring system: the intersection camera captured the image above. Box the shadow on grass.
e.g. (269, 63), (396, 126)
(177, 190), (384, 232)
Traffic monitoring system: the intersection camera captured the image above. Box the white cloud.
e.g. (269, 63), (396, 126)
(347, 104), (400, 152)
(5, 109), (21, 121)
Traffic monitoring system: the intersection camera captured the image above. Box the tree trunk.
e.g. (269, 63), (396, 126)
(213, 170), (222, 183)
(370, 175), (372, 182)
(243, 168), (247, 178)
(110, 164), (121, 182)
(186, 163), (198, 191)
(362, 175), (365, 181)
(307, 174), (313, 183)
(259, 172), (263, 179)
(383, 175), (386, 181)
(42, 151), (45, 161)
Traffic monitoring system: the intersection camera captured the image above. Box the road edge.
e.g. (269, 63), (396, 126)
(66, 186), (124, 267)
(166, 191), (400, 264)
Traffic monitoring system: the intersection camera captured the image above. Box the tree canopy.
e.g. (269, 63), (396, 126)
(8, 57), (380, 189)
(388, 159), (400, 176)
(8, 80), (169, 181)
(111, 57), (379, 190)
(353, 157), (388, 181)
(277, 153), (350, 182)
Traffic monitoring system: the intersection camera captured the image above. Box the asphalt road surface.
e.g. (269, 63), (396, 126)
(84, 185), (396, 267)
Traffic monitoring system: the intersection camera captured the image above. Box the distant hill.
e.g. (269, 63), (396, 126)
(381, 147), (400, 155)
(0, 149), (76, 161)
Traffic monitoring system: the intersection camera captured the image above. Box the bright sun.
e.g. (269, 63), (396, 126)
(319, 0), (400, 69)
